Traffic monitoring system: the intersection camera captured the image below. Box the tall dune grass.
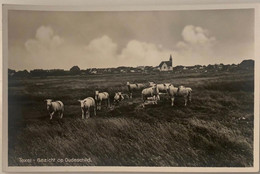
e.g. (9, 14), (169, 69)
(8, 71), (254, 166)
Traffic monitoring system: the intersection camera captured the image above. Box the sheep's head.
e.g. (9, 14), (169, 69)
(45, 99), (52, 110)
(126, 82), (130, 85)
(152, 84), (159, 94)
(149, 82), (155, 86)
(166, 85), (173, 93)
(78, 100), (85, 108)
(95, 91), (99, 100)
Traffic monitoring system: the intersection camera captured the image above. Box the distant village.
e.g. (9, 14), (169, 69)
(8, 55), (254, 78)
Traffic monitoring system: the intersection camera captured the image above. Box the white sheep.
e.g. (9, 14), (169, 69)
(114, 92), (124, 104)
(127, 82), (146, 98)
(141, 84), (160, 107)
(78, 97), (96, 119)
(45, 99), (64, 120)
(149, 82), (172, 93)
(166, 85), (192, 106)
(95, 91), (110, 110)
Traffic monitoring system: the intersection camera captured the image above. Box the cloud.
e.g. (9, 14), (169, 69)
(83, 35), (118, 67)
(22, 25), (78, 70)
(181, 25), (216, 45)
(174, 25), (217, 65)
(118, 40), (173, 67)
(84, 37), (173, 68)
(13, 26), (173, 70)
(25, 26), (64, 53)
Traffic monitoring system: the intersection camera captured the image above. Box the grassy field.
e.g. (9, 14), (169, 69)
(8, 71), (254, 166)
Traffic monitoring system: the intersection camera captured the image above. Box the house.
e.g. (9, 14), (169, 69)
(158, 55), (173, 71)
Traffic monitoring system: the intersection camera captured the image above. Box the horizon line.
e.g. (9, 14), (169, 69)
(8, 58), (254, 72)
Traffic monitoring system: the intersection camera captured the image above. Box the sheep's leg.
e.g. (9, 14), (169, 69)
(86, 108), (90, 119)
(184, 97), (188, 106)
(107, 98), (110, 108)
(99, 101), (101, 110)
(128, 87), (132, 99)
(81, 109), (85, 119)
(94, 105), (96, 116)
(171, 97), (175, 106)
(60, 112), (63, 119)
(189, 93), (192, 103)
(95, 103), (98, 112)
(50, 112), (54, 120)
(142, 95), (146, 108)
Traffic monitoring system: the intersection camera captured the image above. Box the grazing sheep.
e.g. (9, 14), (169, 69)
(166, 85), (192, 106)
(149, 82), (172, 92)
(114, 92), (124, 104)
(127, 82), (146, 98)
(45, 99), (64, 120)
(78, 97), (96, 119)
(141, 84), (160, 107)
(95, 91), (110, 110)
(142, 96), (158, 106)
(121, 93), (130, 99)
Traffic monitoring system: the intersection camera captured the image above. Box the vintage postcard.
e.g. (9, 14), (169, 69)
(2, 1), (260, 173)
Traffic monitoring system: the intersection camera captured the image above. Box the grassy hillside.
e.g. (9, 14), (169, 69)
(8, 71), (254, 166)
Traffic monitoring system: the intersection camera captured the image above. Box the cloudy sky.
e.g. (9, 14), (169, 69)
(8, 9), (254, 70)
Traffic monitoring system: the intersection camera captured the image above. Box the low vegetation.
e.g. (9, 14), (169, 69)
(8, 70), (254, 166)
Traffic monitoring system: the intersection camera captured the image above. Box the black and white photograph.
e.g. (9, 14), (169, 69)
(2, 2), (260, 173)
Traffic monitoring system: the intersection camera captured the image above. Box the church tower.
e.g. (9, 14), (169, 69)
(169, 54), (173, 67)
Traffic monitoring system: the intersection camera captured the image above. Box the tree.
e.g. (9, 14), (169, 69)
(70, 66), (81, 75)
(30, 69), (48, 77)
(14, 70), (30, 78)
(239, 59), (254, 70)
(8, 69), (16, 77)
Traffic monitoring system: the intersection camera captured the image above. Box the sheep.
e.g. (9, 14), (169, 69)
(142, 95), (158, 106)
(95, 91), (110, 110)
(78, 97), (96, 119)
(149, 82), (172, 93)
(114, 92), (124, 104)
(44, 99), (64, 120)
(166, 85), (192, 106)
(127, 82), (146, 98)
(141, 84), (160, 107)
(121, 93), (130, 99)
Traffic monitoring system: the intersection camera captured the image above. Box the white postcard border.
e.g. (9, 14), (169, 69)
(2, 1), (260, 173)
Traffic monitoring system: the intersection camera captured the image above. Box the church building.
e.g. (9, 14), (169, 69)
(158, 55), (173, 71)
